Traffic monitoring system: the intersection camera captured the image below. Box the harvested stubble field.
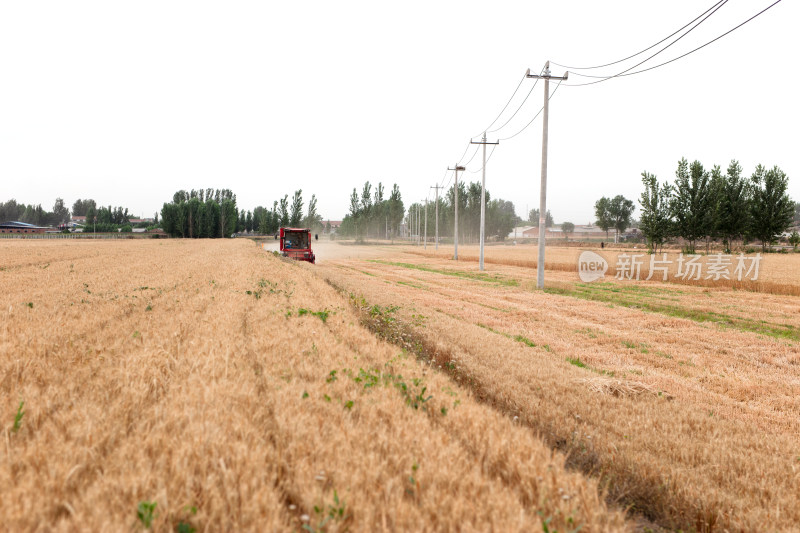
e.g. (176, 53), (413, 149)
(405, 243), (800, 295)
(0, 239), (629, 532)
(316, 242), (800, 532)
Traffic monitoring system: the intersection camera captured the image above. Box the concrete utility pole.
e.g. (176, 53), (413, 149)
(527, 61), (568, 288)
(430, 185), (441, 251)
(412, 206), (416, 243)
(471, 132), (499, 271)
(424, 198), (428, 249)
(416, 204), (420, 245)
(447, 165), (466, 259)
(414, 204), (419, 246)
(415, 204), (419, 245)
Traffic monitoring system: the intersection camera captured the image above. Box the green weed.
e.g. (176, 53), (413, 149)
(298, 308), (330, 323)
(397, 280), (424, 289)
(546, 284), (799, 342)
(406, 462), (420, 498)
(513, 334), (536, 347)
(12, 401), (24, 433)
(136, 501), (157, 529)
(303, 490), (350, 532)
(174, 505), (198, 533)
(369, 260), (518, 286)
(566, 357), (586, 369)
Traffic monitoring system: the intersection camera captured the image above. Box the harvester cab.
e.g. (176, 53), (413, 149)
(279, 227), (316, 264)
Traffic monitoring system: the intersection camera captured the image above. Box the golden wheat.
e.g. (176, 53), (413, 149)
(0, 240), (629, 532)
(319, 243), (800, 531)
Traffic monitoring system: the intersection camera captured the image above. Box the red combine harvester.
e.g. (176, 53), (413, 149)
(279, 227), (316, 264)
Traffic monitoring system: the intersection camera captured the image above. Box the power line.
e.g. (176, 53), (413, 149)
(569, 0), (728, 80)
(454, 141), (472, 165)
(551, 0), (726, 71)
(564, 0), (728, 85)
(475, 72), (528, 136)
(565, 0), (782, 86)
(467, 144), (498, 173)
(463, 143), (481, 166)
(488, 69), (542, 134)
(437, 167), (450, 188)
(498, 80), (563, 141)
(441, 168), (454, 191)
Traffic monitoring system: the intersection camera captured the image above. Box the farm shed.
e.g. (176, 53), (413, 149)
(0, 221), (47, 234)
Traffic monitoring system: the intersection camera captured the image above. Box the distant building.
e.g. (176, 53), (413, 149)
(507, 224), (635, 241)
(0, 221), (47, 234)
(326, 221), (342, 233)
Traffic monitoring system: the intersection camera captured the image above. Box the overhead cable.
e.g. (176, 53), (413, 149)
(498, 79), (563, 141)
(475, 72), (528, 136)
(551, 0), (726, 71)
(565, 0), (782, 86)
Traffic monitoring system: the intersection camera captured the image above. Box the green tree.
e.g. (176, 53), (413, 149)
(51, 198), (70, 225)
(594, 197), (613, 240)
(279, 196), (289, 227)
(638, 172), (673, 253)
(670, 158), (711, 253)
(360, 182), (373, 225)
(387, 184), (404, 241)
(561, 221), (575, 241)
(0, 200), (24, 221)
(343, 188), (361, 240)
(85, 205), (97, 229)
(609, 195), (635, 241)
(71, 199), (96, 217)
(715, 160), (750, 253)
(257, 207), (269, 235)
(487, 199), (516, 241)
(303, 194), (323, 231)
(789, 231), (800, 251)
(373, 183), (385, 238)
(289, 190), (303, 226)
(205, 199), (220, 237)
(186, 197), (201, 238)
(749, 165), (794, 251)
(220, 197), (238, 237)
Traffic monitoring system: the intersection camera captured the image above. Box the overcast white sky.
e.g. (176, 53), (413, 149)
(1, 0), (797, 224)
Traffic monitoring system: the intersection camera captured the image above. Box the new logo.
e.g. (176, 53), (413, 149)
(578, 251), (608, 282)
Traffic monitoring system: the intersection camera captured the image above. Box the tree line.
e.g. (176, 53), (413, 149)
(338, 182), (405, 240)
(0, 198), (70, 227)
(0, 197), (143, 232)
(427, 180), (518, 243)
(638, 158), (794, 253)
(337, 180), (520, 243)
(160, 188), (325, 238)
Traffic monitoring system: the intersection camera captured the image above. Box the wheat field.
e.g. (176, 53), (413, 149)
(404, 243), (800, 294)
(0, 240), (630, 532)
(317, 241), (800, 532)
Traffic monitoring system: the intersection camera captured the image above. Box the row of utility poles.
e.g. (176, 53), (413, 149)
(412, 61), (567, 288)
